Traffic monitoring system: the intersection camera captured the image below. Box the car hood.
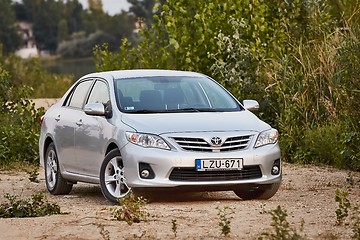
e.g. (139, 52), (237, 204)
(121, 111), (271, 134)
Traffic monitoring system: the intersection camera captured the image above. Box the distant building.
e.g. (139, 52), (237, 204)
(15, 21), (39, 58)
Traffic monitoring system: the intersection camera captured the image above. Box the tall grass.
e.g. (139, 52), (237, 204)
(265, 24), (360, 170)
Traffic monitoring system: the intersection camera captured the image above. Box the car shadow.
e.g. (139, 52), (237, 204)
(134, 189), (239, 203)
(64, 183), (240, 204)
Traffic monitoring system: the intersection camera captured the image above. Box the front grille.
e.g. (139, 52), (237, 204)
(172, 135), (252, 152)
(169, 166), (262, 181)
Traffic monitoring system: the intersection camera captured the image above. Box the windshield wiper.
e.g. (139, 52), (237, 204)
(128, 108), (219, 113)
(129, 109), (162, 113)
(179, 108), (218, 112)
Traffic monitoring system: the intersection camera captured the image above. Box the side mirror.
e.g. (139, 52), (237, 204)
(242, 100), (259, 112)
(84, 103), (107, 116)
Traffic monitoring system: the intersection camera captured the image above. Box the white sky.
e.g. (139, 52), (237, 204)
(78, 0), (131, 15)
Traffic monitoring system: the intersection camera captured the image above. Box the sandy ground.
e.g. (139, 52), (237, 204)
(0, 163), (359, 240)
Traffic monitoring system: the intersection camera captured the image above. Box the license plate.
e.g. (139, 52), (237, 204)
(195, 159), (243, 171)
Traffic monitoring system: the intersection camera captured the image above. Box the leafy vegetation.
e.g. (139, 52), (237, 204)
(216, 205), (235, 237)
(27, 168), (40, 183)
(335, 188), (351, 225)
(259, 206), (305, 240)
(111, 192), (149, 225)
(171, 219), (177, 237)
(334, 188), (360, 239)
(0, 68), (43, 166)
(0, 0), (22, 54)
(0, 193), (62, 218)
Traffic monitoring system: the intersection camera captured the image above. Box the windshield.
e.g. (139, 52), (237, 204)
(114, 76), (243, 113)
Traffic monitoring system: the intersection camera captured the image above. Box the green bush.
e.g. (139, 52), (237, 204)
(111, 192), (149, 225)
(0, 100), (43, 165)
(0, 193), (62, 218)
(289, 123), (360, 170)
(259, 205), (305, 240)
(0, 62), (44, 166)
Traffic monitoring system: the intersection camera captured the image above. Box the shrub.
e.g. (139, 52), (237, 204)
(0, 63), (44, 166)
(333, 188), (360, 239)
(111, 192), (149, 225)
(217, 205), (235, 237)
(0, 193), (62, 218)
(259, 206), (305, 240)
(335, 188), (351, 225)
(171, 219), (177, 237)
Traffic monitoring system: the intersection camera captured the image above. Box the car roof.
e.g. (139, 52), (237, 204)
(80, 69), (206, 80)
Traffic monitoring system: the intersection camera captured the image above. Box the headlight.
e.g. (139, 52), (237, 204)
(254, 129), (279, 148)
(126, 132), (170, 150)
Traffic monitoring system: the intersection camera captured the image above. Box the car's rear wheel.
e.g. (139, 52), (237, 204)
(234, 182), (281, 200)
(44, 143), (73, 195)
(100, 149), (131, 203)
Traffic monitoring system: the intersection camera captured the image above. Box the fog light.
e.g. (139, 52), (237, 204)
(141, 169), (150, 178)
(271, 166), (279, 175)
(139, 163), (155, 179)
(271, 159), (281, 175)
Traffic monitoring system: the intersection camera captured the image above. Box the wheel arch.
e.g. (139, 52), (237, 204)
(105, 142), (119, 156)
(43, 136), (54, 164)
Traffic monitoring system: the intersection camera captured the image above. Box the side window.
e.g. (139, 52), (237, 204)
(87, 80), (110, 105)
(68, 80), (93, 108)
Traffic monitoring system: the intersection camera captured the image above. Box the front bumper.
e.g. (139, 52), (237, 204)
(121, 141), (281, 189)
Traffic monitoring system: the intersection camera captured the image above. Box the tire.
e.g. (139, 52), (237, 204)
(44, 143), (73, 195)
(234, 182), (281, 200)
(100, 149), (131, 203)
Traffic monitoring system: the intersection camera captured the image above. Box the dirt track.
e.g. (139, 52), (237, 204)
(0, 163), (359, 240)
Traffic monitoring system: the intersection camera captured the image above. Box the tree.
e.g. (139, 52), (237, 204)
(18, 0), (63, 53)
(0, 0), (22, 54)
(128, 0), (153, 18)
(128, 0), (158, 27)
(64, 0), (84, 33)
(18, 0), (84, 53)
(57, 19), (69, 43)
(95, 0), (292, 74)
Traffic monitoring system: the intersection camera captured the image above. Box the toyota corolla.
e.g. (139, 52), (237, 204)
(39, 69), (281, 203)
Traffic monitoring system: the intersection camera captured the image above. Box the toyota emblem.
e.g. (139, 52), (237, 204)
(210, 137), (222, 146)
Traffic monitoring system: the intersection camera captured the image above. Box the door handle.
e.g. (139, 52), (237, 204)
(76, 119), (83, 126)
(55, 115), (60, 122)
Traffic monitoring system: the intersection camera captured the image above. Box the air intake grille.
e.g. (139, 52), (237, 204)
(172, 135), (252, 152)
(169, 166), (262, 181)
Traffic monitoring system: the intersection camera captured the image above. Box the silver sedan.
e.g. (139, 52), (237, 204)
(39, 69), (281, 202)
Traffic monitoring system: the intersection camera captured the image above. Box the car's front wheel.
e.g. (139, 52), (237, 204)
(44, 143), (73, 195)
(100, 149), (131, 203)
(234, 182), (281, 200)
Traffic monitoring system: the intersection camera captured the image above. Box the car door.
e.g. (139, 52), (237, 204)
(74, 79), (112, 177)
(54, 79), (94, 174)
